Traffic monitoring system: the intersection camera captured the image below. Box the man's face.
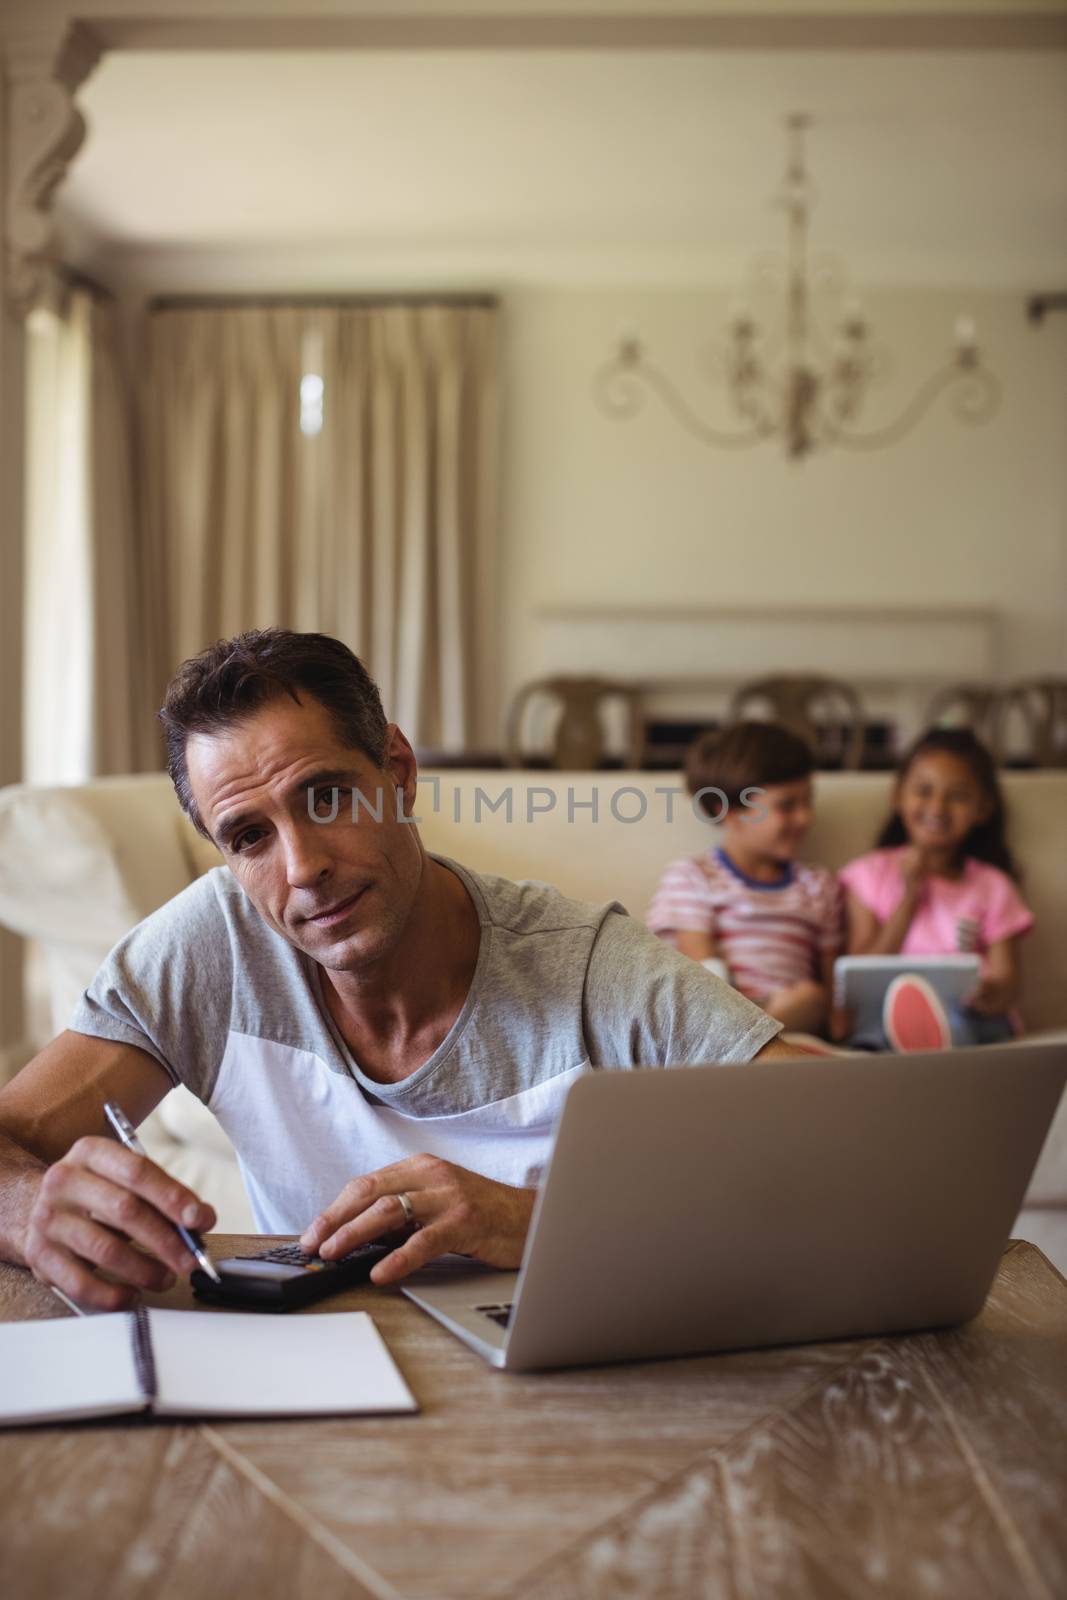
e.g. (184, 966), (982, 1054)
(185, 694), (424, 972)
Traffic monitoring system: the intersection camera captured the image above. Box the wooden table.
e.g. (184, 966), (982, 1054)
(3, 1237), (1066, 1600)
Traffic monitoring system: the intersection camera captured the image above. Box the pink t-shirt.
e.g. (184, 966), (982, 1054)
(838, 847), (1034, 970)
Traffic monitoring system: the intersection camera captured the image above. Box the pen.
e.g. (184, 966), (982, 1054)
(50, 1284), (87, 1317)
(103, 1101), (222, 1284)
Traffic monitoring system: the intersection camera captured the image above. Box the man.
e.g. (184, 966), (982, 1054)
(0, 630), (797, 1311)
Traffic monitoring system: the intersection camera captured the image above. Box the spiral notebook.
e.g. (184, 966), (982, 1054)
(0, 1307), (416, 1427)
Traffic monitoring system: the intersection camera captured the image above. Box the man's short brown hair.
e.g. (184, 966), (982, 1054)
(159, 628), (388, 837)
(684, 720), (815, 816)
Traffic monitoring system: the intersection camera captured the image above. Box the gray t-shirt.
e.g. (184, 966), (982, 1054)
(71, 856), (780, 1231)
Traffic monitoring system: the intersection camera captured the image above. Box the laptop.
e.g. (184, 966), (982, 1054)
(401, 1042), (1066, 1371)
(834, 953), (981, 1037)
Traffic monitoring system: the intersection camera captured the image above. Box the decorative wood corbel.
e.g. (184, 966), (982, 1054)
(4, 22), (102, 313)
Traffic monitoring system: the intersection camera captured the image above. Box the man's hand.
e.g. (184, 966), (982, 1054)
(23, 1138), (216, 1312)
(300, 1155), (537, 1286)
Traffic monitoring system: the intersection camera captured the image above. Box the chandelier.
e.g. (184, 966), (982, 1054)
(594, 114), (1000, 460)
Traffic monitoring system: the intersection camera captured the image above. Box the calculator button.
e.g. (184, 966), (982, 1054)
(236, 1241), (388, 1268)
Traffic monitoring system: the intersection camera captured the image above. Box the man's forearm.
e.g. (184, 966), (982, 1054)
(0, 1129), (46, 1268)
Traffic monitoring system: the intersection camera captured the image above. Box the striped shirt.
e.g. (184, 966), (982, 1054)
(646, 848), (843, 1002)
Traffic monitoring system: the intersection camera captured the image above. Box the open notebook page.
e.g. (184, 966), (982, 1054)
(0, 1313), (143, 1426)
(148, 1309), (417, 1417)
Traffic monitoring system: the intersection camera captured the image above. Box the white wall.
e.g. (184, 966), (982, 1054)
(95, 252), (1067, 746)
(499, 285), (1067, 737)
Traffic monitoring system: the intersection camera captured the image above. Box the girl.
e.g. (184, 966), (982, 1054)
(839, 728), (1033, 1051)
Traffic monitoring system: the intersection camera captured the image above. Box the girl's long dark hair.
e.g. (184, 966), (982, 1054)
(877, 727), (1020, 879)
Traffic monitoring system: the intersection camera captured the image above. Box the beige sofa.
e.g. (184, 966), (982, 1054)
(1, 768), (1065, 1266)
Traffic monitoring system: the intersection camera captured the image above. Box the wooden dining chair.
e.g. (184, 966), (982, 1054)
(728, 674), (866, 769)
(924, 683), (1002, 748)
(505, 677), (647, 770)
(993, 678), (1067, 768)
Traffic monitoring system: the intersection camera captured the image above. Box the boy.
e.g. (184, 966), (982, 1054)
(647, 722), (842, 1033)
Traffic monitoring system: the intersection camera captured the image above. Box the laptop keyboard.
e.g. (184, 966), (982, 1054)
(476, 1301), (515, 1329)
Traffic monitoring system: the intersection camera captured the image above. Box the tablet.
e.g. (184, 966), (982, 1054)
(834, 954), (981, 1038)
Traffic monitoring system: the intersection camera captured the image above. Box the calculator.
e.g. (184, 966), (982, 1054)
(190, 1239), (395, 1311)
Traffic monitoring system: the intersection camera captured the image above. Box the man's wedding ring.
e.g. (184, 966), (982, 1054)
(396, 1191), (417, 1229)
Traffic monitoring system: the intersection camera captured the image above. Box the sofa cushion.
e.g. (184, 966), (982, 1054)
(0, 773), (189, 950)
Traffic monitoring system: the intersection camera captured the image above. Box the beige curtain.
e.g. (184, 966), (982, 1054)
(142, 302), (498, 749)
(88, 298), (151, 773)
(24, 284), (146, 782)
